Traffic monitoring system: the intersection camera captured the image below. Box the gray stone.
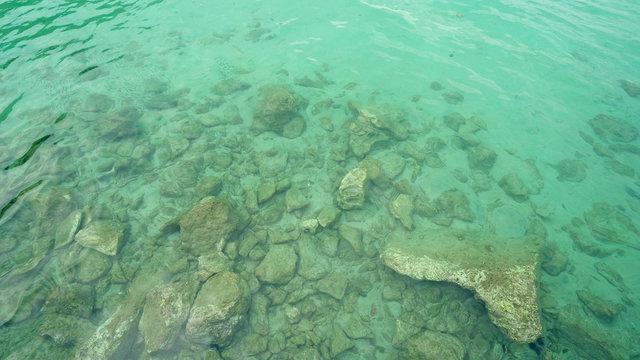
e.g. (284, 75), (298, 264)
(75, 220), (124, 256)
(179, 197), (239, 255)
(337, 167), (367, 210)
(139, 280), (198, 353)
(381, 228), (543, 343)
(255, 245), (297, 284)
(185, 271), (250, 346)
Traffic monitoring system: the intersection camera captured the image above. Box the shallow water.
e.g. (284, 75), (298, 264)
(1, 0), (639, 359)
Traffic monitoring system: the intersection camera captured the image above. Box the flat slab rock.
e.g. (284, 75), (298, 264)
(381, 228), (543, 343)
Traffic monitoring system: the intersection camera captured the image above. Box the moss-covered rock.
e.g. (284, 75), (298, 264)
(401, 330), (466, 360)
(551, 159), (586, 182)
(381, 228), (543, 343)
(74, 220), (124, 256)
(179, 197), (240, 256)
(498, 173), (529, 202)
(251, 84), (308, 136)
(255, 244), (297, 284)
(185, 271), (249, 346)
(139, 279), (199, 353)
(588, 114), (638, 143)
(584, 202), (640, 249)
(389, 194), (414, 230)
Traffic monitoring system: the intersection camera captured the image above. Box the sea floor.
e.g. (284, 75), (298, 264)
(1, 0), (640, 359)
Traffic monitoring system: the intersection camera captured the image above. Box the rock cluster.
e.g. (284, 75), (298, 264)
(381, 228), (543, 343)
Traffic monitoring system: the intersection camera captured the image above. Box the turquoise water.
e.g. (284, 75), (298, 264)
(1, 0), (640, 358)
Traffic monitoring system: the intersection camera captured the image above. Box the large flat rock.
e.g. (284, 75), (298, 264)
(381, 228), (542, 343)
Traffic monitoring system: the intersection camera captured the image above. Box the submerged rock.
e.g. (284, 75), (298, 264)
(338, 224), (363, 255)
(74, 220), (124, 256)
(317, 272), (349, 300)
(43, 283), (94, 319)
(251, 84), (308, 137)
(179, 197), (240, 256)
(197, 251), (233, 282)
(348, 121), (390, 158)
(212, 78), (250, 96)
(84, 93), (114, 113)
(337, 167), (367, 210)
(348, 102), (409, 140)
(381, 228), (543, 343)
(442, 91), (464, 104)
(467, 145), (497, 173)
(390, 194), (414, 230)
(285, 187), (309, 212)
(576, 289), (624, 322)
(185, 271), (250, 346)
(55, 210), (83, 249)
(401, 330), (466, 360)
(96, 106), (142, 140)
(584, 202), (640, 249)
(39, 314), (95, 346)
(619, 79), (640, 98)
(435, 188), (475, 222)
(75, 297), (143, 359)
(498, 173), (529, 202)
(553, 304), (635, 360)
(588, 114), (638, 143)
(317, 206), (341, 228)
(443, 112), (466, 132)
(139, 280), (199, 353)
(255, 244), (297, 284)
(551, 159), (586, 182)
